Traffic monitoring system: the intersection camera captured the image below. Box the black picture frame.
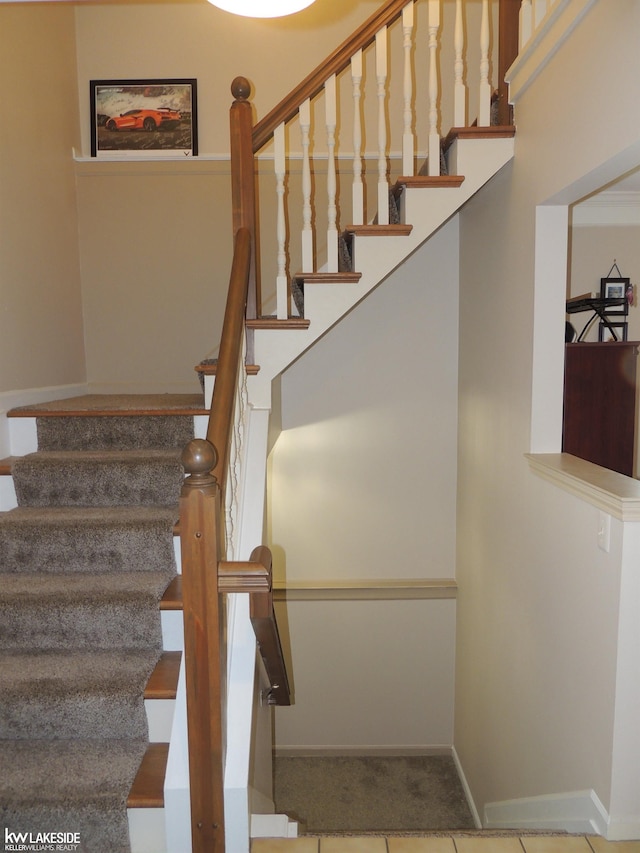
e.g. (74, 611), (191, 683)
(90, 79), (198, 158)
(600, 276), (630, 301)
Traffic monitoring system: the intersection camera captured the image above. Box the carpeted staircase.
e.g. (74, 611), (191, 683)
(0, 398), (200, 853)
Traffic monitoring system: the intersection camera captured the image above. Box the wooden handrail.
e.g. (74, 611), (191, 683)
(252, 0), (411, 153)
(219, 546), (292, 706)
(206, 227), (251, 496)
(230, 78), (258, 332)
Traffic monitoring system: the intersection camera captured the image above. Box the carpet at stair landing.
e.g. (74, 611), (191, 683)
(273, 755), (476, 834)
(0, 397), (196, 853)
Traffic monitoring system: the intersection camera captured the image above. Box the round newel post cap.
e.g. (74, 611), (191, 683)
(231, 76), (252, 101)
(181, 438), (218, 482)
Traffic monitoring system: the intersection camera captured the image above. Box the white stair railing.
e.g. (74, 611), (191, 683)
(401, 3), (415, 177)
(351, 50), (364, 226)
(260, 0), (501, 320)
(376, 27), (390, 224)
(427, 0), (441, 176)
(478, 0), (492, 127)
(299, 99), (313, 273)
(519, 0), (561, 50)
(326, 74), (339, 272)
(453, 0), (466, 127)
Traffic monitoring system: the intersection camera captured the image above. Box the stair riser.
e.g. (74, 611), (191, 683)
(1, 739), (147, 852)
(0, 515), (177, 574)
(0, 602), (164, 650)
(0, 695), (149, 740)
(145, 698), (175, 743)
(36, 415), (195, 451)
(12, 455), (184, 508)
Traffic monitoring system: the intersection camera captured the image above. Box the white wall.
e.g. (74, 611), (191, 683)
(268, 218), (460, 750)
(455, 0), (640, 831)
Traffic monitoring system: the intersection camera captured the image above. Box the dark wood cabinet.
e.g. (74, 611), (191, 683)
(563, 342), (639, 477)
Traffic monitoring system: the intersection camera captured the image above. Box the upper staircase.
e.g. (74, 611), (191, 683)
(217, 0), (517, 411)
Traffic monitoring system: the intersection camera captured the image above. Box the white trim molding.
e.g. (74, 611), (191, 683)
(526, 453), (640, 521)
(452, 746), (482, 829)
(572, 191), (640, 227)
(484, 789), (609, 836)
(273, 578), (457, 602)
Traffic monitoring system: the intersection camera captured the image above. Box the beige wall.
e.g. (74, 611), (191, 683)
(0, 0), (500, 395)
(72, 0), (387, 392)
(74, 159), (232, 393)
(455, 0), (640, 820)
(269, 218), (460, 750)
(0, 5), (85, 394)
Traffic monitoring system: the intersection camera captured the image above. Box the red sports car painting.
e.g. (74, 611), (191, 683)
(105, 107), (182, 132)
(90, 79), (198, 157)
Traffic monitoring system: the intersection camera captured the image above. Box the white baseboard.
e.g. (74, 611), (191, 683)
(484, 788), (609, 836)
(0, 383), (88, 414)
(452, 746), (482, 829)
(0, 383), (88, 456)
(251, 813), (298, 839)
(274, 744), (452, 757)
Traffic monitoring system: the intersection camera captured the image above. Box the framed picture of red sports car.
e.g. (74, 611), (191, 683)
(90, 79), (198, 157)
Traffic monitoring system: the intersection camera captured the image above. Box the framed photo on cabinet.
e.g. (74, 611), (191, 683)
(90, 79), (198, 158)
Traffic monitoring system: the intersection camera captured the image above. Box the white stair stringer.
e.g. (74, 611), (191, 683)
(248, 136), (514, 409)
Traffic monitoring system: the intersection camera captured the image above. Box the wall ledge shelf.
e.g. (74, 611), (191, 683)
(526, 452), (640, 521)
(273, 578), (457, 602)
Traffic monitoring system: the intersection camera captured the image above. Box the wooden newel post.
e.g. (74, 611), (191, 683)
(179, 438), (226, 853)
(230, 76), (258, 325)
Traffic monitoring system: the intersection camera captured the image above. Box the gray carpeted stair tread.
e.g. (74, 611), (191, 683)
(36, 414), (195, 451)
(0, 505), (178, 573)
(0, 570), (173, 650)
(0, 650), (160, 740)
(0, 398), (189, 851)
(0, 738), (148, 852)
(12, 449), (184, 508)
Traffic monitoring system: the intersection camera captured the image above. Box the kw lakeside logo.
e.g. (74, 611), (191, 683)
(3, 829), (81, 852)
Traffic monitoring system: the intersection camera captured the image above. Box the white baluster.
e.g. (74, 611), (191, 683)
(454, 0), (467, 127)
(274, 121), (288, 319)
(376, 27), (389, 225)
(325, 74), (338, 273)
(351, 50), (364, 226)
(534, 0), (548, 28)
(300, 98), (313, 272)
(519, 0), (533, 50)
(427, 0), (440, 176)
(478, 0), (491, 126)
(402, 3), (414, 177)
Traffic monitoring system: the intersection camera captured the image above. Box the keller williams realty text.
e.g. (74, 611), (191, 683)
(4, 829), (81, 851)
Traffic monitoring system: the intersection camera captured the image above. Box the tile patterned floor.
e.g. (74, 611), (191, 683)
(251, 836), (640, 853)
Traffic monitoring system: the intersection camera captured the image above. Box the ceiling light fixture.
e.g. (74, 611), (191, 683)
(207, 0), (316, 17)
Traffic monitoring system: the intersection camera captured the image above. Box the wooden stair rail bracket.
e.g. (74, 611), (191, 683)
(180, 437), (226, 853)
(219, 545), (292, 706)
